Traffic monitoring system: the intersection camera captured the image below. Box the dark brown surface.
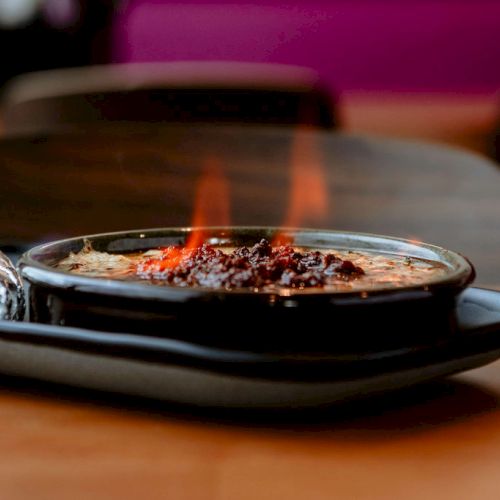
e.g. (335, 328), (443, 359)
(0, 122), (498, 285)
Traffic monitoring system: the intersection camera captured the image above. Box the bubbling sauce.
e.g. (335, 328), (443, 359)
(56, 238), (449, 292)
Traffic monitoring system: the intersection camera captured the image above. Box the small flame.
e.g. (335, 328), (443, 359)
(274, 126), (329, 245)
(187, 155), (230, 248)
(157, 155), (230, 270)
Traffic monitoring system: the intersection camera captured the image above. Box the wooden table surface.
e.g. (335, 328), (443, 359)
(0, 95), (499, 499)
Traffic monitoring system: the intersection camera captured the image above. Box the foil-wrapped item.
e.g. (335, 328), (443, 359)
(0, 251), (24, 320)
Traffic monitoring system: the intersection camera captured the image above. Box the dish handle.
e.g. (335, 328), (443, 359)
(0, 251), (24, 320)
(457, 287), (500, 337)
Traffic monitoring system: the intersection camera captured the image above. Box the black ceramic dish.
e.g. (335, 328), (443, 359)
(18, 227), (474, 355)
(0, 287), (498, 408)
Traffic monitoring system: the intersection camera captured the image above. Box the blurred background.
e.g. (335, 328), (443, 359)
(0, 0), (498, 157)
(0, 0), (500, 287)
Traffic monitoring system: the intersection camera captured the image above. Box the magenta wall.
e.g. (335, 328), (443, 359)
(112, 1), (500, 94)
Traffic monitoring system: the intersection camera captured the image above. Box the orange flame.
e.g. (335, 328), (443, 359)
(187, 155), (230, 248)
(159, 125), (329, 272)
(274, 126), (329, 245)
(153, 155), (230, 271)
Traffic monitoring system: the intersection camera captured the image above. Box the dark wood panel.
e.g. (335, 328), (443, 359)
(0, 124), (499, 286)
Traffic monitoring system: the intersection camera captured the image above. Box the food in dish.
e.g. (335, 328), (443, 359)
(56, 238), (448, 292)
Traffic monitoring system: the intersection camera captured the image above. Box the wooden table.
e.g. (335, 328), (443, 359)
(0, 101), (499, 499)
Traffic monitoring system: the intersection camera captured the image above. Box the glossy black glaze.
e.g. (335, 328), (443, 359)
(18, 227), (475, 354)
(0, 287), (498, 384)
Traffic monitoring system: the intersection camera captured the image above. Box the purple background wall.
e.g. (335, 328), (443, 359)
(112, 1), (500, 94)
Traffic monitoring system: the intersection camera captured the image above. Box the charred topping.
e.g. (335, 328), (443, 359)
(137, 238), (364, 289)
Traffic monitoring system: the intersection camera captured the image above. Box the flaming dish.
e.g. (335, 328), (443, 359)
(10, 128), (500, 408)
(19, 227), (474, 355)
(7, 128), (500, 408)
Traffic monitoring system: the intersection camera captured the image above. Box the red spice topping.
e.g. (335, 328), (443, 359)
(136, 238), (364, 289)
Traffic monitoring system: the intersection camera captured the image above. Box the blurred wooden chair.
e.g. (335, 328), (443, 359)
(1, 62), (338, 135)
